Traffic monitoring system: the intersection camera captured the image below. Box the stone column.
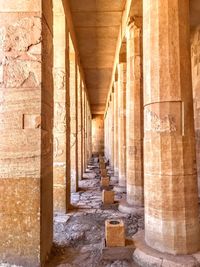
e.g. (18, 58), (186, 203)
(69, 40), (78, 193)
(81, 87), (85, 171)
(114, 80), (119, 176)
(53, 1), (70, 212)
(114, 47), (127, 193)
(108, 102), (112, 164)
(84, 93), (88, 168)
(0, 1), (53, 265)
(110, 93), (115, 169)
(77, 71), (83, 180)
(143, 0), (200, 254)
(86, 101), (90, 161)
(191, 26), (200, 197)
(119, 18), (143, 213)
(105, 112), (108, 159)
(88, 107), (92, 159)
(106, 109), (109, 160)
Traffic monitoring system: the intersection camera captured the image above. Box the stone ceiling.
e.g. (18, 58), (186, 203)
(69, 0), (126, 114)
(190, 0), (200, 28)
(69, 0), (200, 115)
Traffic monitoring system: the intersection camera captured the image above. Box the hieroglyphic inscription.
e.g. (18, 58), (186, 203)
(145, 109), (177, 133)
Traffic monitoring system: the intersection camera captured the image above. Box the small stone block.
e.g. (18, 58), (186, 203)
(100, 163), (106, 169)
(102, 190), (114, 204)
(101, 169), (107, 177)
(105, 219), (125, 247)
(101, 177), (110, 187)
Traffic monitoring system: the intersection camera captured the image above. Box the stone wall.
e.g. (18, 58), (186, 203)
(0, 0), (53, 265)
(92, 114), (104, 155)
(191, 25), (200, 196)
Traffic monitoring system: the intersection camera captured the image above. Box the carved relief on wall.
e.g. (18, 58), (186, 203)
(144, 101), (182, 134)
(54, 137), (63, 158)
(144, 109), (177, 133)
(54, 102), (66, 133)
(53, 69), (65, 91)
(0, 17), (41, 52)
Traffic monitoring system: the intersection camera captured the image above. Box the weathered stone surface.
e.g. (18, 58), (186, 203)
(133, 231), (199, 267)
(101, 168), (107, 177)
(92, 114), (104, 154)
(113, 80), (119, 176)
(0, 4), (53, 266)
(143, 0), (200, 254)
(0, 17), (41, 52)
(191, 25), (200, 197)
(70, 44), (78, 193)
(102, 190), (115, 204)
(77, 70), (83, 180)
(117, 61), (126, 188)
(125, 17), (143, 207)
(0, 0), (41, 12)
(101, 177), (110, 187)
(101, 238), (134, 261)
(105, 219), (125, 247)
(53, 0), (70, 213)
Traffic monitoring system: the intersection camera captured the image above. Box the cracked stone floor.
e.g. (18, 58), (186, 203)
(46, 157), (144, 267)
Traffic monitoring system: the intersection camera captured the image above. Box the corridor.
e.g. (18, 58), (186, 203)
(1, 0), (200, 266)
(47, 156), (143, 267)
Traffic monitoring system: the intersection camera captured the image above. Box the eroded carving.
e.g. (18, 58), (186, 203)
(0, 17), (41, 52)
(54, 69), (65, 90)
(54, 137), (63, 158)
(145, 109), (177, 133)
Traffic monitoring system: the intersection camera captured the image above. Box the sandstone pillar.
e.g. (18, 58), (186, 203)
(110, 94), (114, 169)
(86, 101), (91, 161)
(77, 71), (83, 180)
(191, 26), (200, 197)
(0, 1), (53, 265)
(107, 104), (111, 161)
(114, 57), (127, 192)
(105, 112), (108, 159)
(69, 39), (78, 193)
(88, 107), (92, 159)
(113, 80), (119, 176)
(143, 0), (200, 254)
(119, 18), (143, 213)
(53, 1), (70, 212)
(84, 93), (88, 168)
(82, 88), (85, 171)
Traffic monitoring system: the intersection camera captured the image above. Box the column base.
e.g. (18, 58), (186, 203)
(113, 184), (126, 193)
(133, 231), (200, 267)
(118, 199), (144, 214)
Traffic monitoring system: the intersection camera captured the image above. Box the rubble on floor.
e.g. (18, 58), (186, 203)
(46, 156), (144, 267)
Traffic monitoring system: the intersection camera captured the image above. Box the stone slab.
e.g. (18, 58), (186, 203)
(100, 201), (119, 210)
(101, 238), (135, 261)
